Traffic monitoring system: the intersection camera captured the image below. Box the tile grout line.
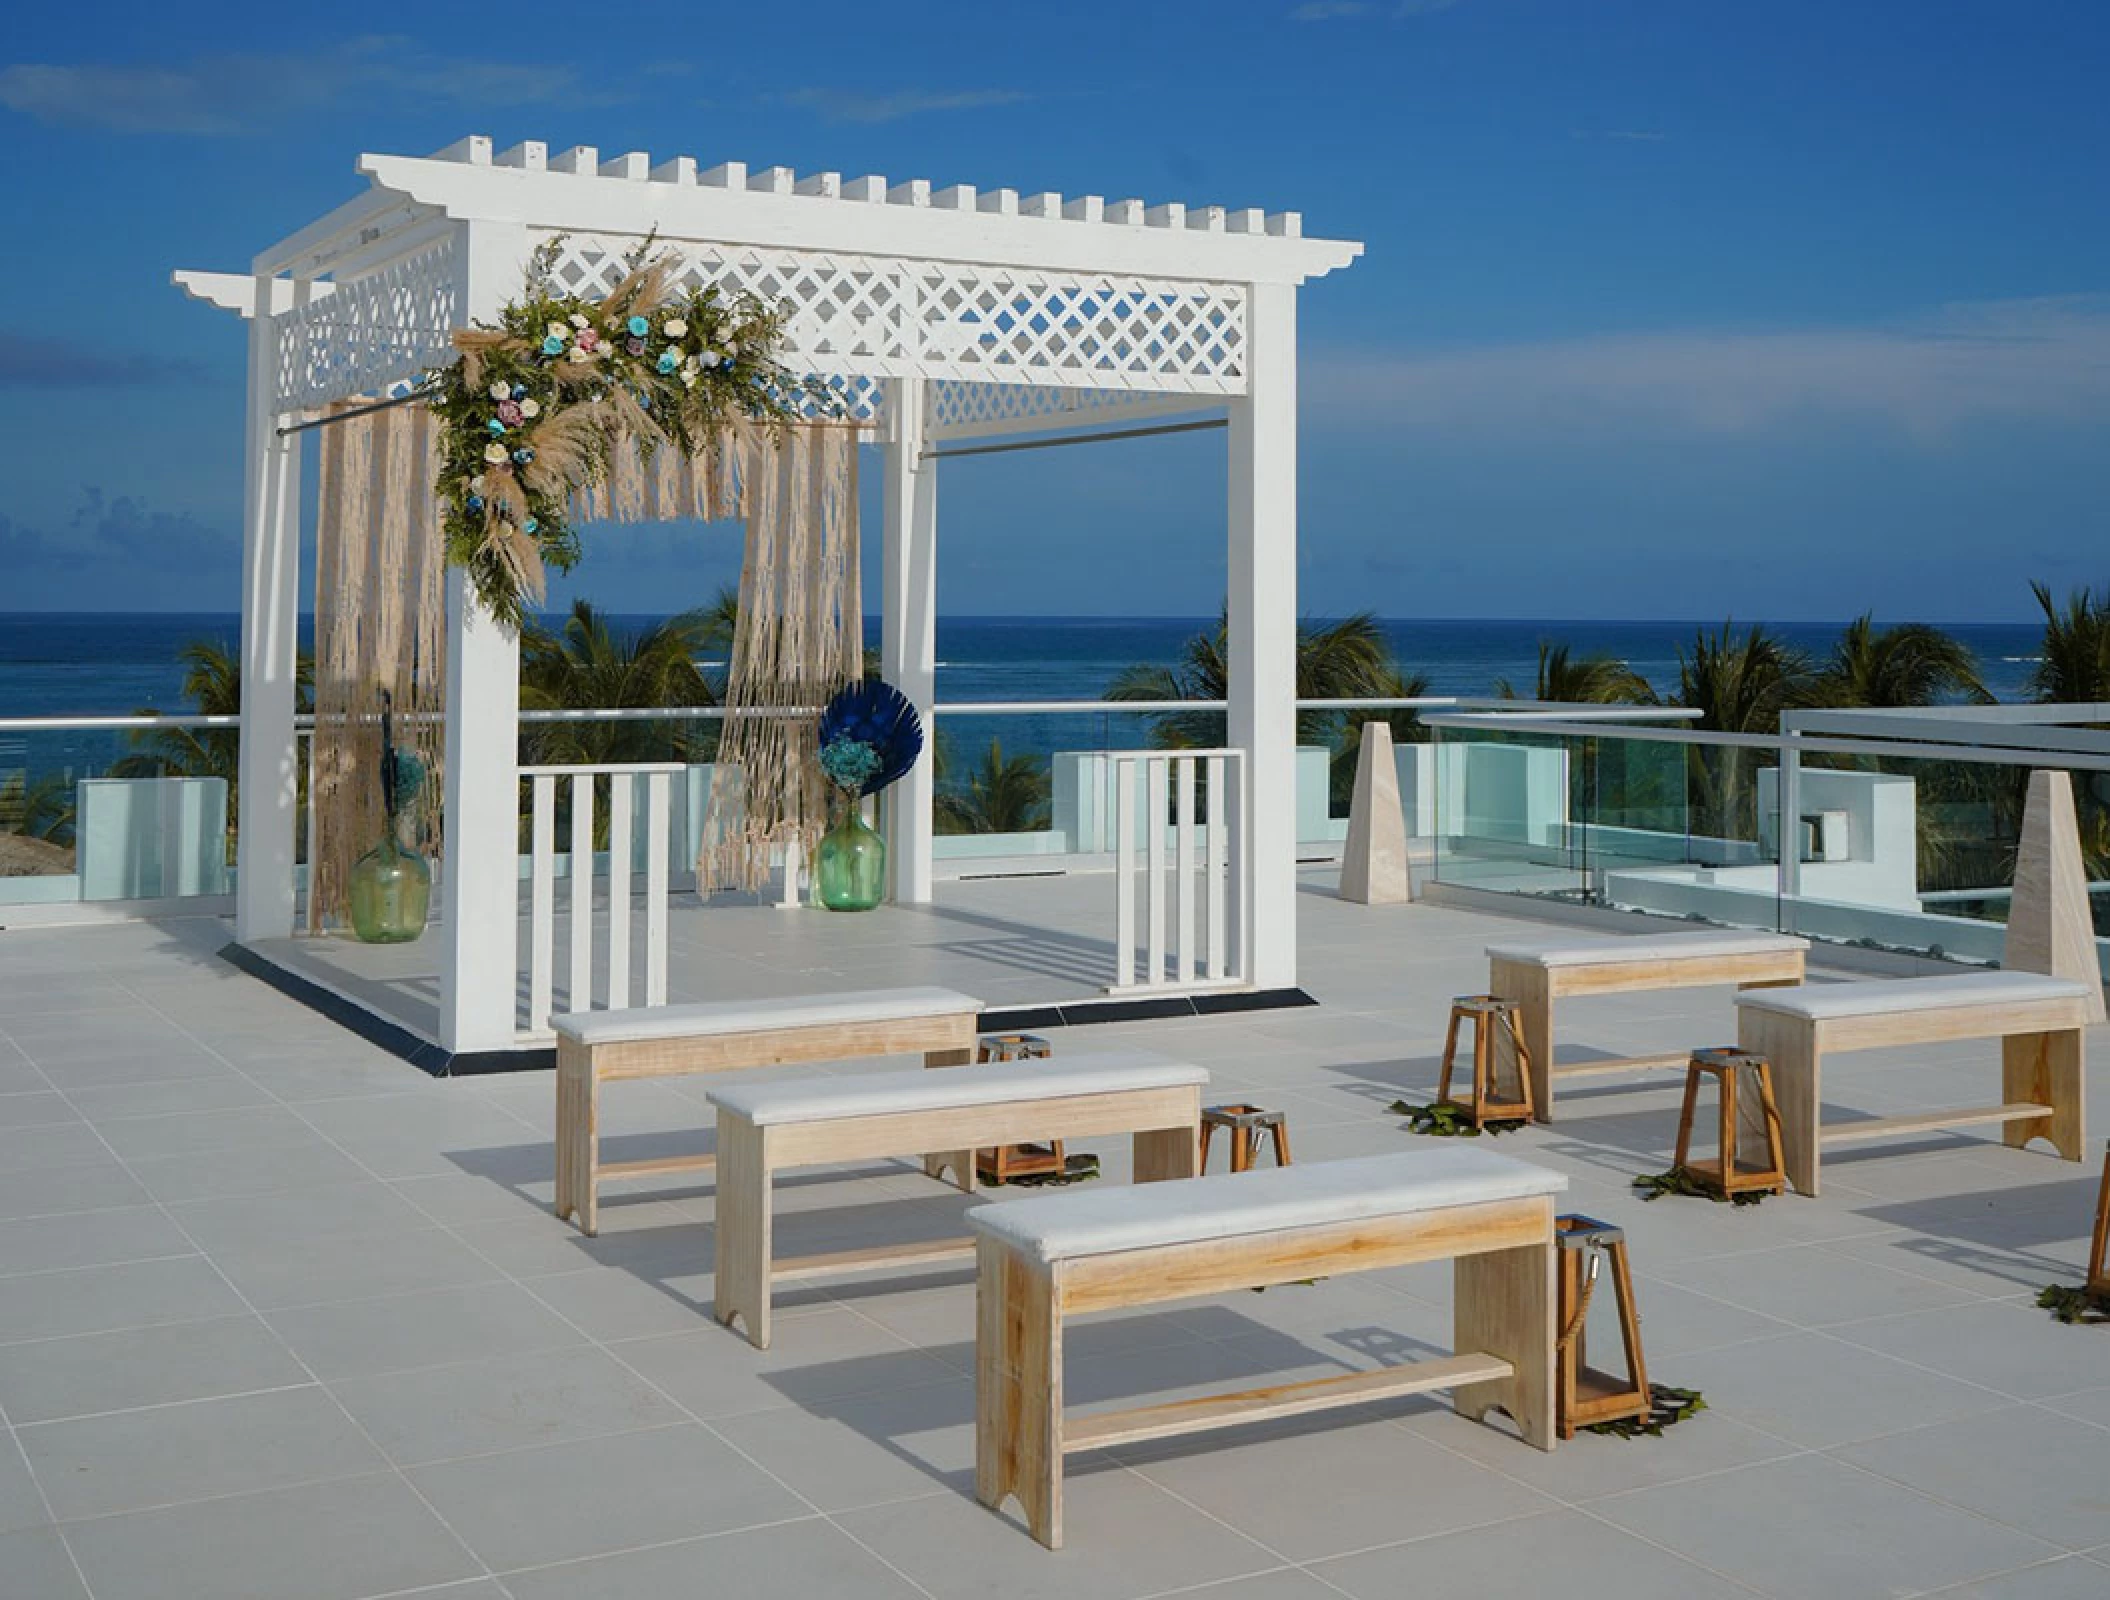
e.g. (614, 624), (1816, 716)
(30, 975), (524, 1600)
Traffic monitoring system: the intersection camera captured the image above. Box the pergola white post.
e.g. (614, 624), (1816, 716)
(881, 377), (938, 904)
(1227, 281), (1300, 989)
(438, 220), (530, 1052)
(234, 272), (303, 943)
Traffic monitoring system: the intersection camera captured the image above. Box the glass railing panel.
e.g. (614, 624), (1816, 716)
(1428, 725), (1587, 901)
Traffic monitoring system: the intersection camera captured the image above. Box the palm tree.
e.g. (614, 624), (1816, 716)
(110, 638), (314, 862)
(1497, 642), (1656, 705)
(1814, 614), (1990, 708)
(935, 738), (1051, 835)
(2027, 581), (2110, 704)
(0, 772), (76, 847)
(1106, 609), (1430, 809)
(113, 638), (314, 788)
(518, 600), (719, 767)
(1675, 621), (1814, 844)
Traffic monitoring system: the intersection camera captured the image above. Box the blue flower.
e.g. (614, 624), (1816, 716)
(541, 335), (565, 356)
(466, 495), (484, 512)
(626, 314), (650, 338)
(512, 447), (535, 465)
(486, 418), (507, 435)
(510, 383), (527, 399)
(523, 517), (539, 534)
(656, 350), (680, 374)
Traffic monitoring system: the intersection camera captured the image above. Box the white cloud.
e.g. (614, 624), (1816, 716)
(0, 36), (599, 135)
(781, 87), (1030, 125)
(1308, 295), (2110, 440)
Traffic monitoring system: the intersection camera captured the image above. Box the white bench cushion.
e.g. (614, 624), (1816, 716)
(1487, 930), (1808, 968)
(708, 1050), (1205, 1126)
(1735, 971), (2092, 1023)
(553, 986), (981, 1048)
(967, 1149), (1566, 1265)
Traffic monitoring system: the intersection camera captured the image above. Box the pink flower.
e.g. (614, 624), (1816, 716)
(496, 400), (524, 427)
(576, 328), (600, 352)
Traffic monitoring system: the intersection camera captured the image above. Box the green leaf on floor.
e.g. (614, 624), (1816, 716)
(1632, 1167), (1769, 1206)
(1385, 1098), (1525, 1137)
(990, 1152), (1100, 1188)
(2036, 1282), (2110, 1324)
(1583, 1384), (1708, 1438)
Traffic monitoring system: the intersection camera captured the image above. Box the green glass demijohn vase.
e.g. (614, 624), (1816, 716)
(816, 801), (886, 912)
(813, 678), (923, 914)
(348, 826), (431, 943)
(347, 689), (431, 943)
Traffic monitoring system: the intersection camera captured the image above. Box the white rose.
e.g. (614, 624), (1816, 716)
(520, 399), (541, 418)
(569, 346), (593, 364)
(483, 442), (509, 464)
(569, 312), (590, 328)
(469, 475), (486, 493)
(546, 322), (568, 340)
(700, 350), (721, 368)
(488, 381), (511, 401)
(663, 318), (688, 338)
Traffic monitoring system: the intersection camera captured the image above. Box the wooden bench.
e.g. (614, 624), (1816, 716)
(969, 1148), (1565, 1548)
(1735, 971), (2092, 1196)
(553, 986), (981, 1236)
(1487, 930), (1808, 1120)
(707, 1050), (1207, 1349)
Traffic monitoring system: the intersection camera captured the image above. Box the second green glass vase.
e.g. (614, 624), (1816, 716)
(816, 806), (886, 911)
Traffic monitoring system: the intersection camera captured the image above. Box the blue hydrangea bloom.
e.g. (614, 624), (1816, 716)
(627, 315), (650, 337)
(541, 335), (565, 355)
(657, 351), (680, 374)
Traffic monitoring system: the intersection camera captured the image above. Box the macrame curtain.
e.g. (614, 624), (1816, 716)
(700, 423), (863, 891)
(309, 402), (448, 932)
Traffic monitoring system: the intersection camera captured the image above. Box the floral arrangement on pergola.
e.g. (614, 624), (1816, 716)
(427, 240), (841, 627)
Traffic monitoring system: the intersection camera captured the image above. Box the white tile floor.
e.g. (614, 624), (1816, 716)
(0, 878), (2106, 1599)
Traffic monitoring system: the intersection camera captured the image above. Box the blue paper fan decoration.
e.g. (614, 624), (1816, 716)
(817, 678), (924, 796)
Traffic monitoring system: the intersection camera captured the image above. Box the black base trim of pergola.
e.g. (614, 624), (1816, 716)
(220, 940), (1319, 1078)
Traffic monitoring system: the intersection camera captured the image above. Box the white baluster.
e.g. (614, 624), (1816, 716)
(1146, 757), (1168, 986)
(1205, 755), (1227, 981)
(606, 773), (632, 1011)
(645, 771), (670, 1007)
(568, 772), (594, 1013)
(1114, 757), (1136, 988)
(1175, 757), (1196, 984)
(529, 774), (555, 1032)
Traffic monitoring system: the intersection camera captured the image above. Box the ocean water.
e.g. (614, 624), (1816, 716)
(0, 612), (2050, 780)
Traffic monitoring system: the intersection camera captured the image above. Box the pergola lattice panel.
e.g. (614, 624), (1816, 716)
(276, 235), (460, 410)
(534, 232), (1247, 399)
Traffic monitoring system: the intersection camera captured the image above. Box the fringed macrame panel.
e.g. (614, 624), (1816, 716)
(570, 433), (746, 527)
(700, 423), (863, 891)
(308, 403), (448, 933)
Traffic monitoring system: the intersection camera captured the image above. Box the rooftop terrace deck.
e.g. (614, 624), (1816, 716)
(1, 877), (2106, 1599)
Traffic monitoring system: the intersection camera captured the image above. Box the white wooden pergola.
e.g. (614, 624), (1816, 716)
(176, 135), (1361, 1057)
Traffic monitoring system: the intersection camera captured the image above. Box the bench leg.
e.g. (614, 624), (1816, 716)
(1496, 961), (1556, 1124)
(2004, 1029), (2086, 1162)
(1132, 1118), (1200, 1183)
(976, 1242), (1064, 1548)
(553, 1039), (600, 1236)
(1743, 1011), (1820, 1197)
(922, 1045), (979, 1193)
(712, 1118), (773, 1349)
(1452, 1232), (1555, 1450)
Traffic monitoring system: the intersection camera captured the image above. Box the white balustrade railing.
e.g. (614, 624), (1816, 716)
(1110, 748), (1245, 991)
(523, 763), (681, 1035)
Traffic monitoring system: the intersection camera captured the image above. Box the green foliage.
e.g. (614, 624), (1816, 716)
(2028, 581), (2110, 705)
(428, 239), (840, 630)
(1385, 1098), (1525, 1137)
(518, 600), (719, 767)
(0, 772), (76, 848)
(1632, 1168), (1769, 1206)
(935, 737), (1052, 835)
(2036, 1282), (2110, 1324)
(1814, 613), (1991, 709)
(1583, 1385), (1708, 1437)
(1498, 641), (1656, 705)
(1105, 608), (1431, 811)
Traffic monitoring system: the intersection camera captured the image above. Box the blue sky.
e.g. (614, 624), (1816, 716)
(0, 0), (2104, 620)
